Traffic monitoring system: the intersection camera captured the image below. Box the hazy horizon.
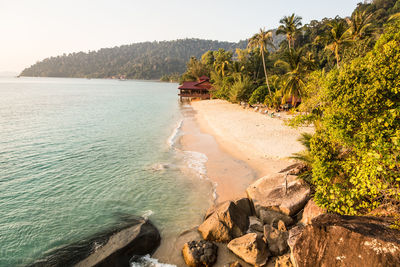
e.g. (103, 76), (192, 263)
(1, 0), (361, 73)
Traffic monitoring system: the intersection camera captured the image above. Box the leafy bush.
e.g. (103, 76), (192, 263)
(249, 85), (269, 105)
(310, 21), (400, 215)
(229, 76), (255, 103)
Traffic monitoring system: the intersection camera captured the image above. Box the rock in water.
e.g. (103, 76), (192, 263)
(246, 174), (310, 217)
(182, 240), (218, 267)
(300, 199), (325, 225)
(198, 201), (249, 242)
(291, 214), (400, 267)
(227, 233), (270, 266)
(264, 225), (289, 256)
(75, 219), (160, 267)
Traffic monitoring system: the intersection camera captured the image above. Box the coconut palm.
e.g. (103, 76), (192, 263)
(248, 28), (274, 95)
(322, 20), (352, 68)
(346, 10), (373, 40)
(274, 48), (308, 104)
(277, 14), (303, 49)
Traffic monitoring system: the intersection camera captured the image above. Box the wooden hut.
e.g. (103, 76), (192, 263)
(178, 76), (212, 101)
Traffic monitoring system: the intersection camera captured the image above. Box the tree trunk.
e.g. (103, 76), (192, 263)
(287, 34), (291, 50)
(261, 50), (272, 96)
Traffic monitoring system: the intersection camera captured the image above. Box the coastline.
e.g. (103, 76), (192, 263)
(154, 99), (312, 266)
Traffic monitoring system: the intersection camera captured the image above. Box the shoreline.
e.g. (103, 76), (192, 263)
(154, 99), (312, 266)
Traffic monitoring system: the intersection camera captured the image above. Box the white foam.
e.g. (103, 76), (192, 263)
(167, 119), (183, 147)
(141, 210), (154, 220)
(130, 254), (176, 267)
(183, 151), (208, 178)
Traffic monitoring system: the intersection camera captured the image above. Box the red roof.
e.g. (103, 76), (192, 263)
(199, 75), (210, 81)
(178, 78), (212, 91)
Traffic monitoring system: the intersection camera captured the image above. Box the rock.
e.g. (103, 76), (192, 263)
(264, 225), (289, 256)
(277, 220), (286, 232)
(182, 240), (218, 267)
(259, 209), (294, 227)
(229, 261), (242, 267)
(246, 174), (310, 217)
(75, 219), (160, 267)
(300, 199), (325, 225)
(234, 197), (253, 217)
(227, 233), (270, 266)
(291, 214), (400, 267)
(248, 216), (264, 233)
(274, 253), (293, 267)
(287, 225), (304, 250)
(198, 201), (249, 242)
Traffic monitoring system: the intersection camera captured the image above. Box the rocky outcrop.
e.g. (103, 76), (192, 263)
(291, 214), (400, 267)
(233, 197), (253, 217)
(259, 209), (294, 227)
(198, 201), (249, 242)
(248, 216), (264, 233)
(246, 174), (310, 217)
(264, 225), (289, 256)
(75, 219), (160, 267)
(227, 233), (270, 266)
(300, 199), (325, 225)
(182, 240), (218, 267)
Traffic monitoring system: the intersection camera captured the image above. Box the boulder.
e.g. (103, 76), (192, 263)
(198, 201), (249, 242)
(259, 209), (294, 227)
(227, 233), (270, 266)
(182, 240), (218, 267)
(234, 197), (253, 217)
(229, 261), (242, 267)
(248, 216), (264, 233)
(264, 225), (289, 256)
(291, 214), (400, 267)
(278, 163), (307, 176)
(274, 253), (293, 267)
(300, 199), (325, 225)
(75, 219), (160, 267)
(246, 174), (310, 217)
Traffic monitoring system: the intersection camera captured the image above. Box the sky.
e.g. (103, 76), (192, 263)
(0, 0), (362, 73)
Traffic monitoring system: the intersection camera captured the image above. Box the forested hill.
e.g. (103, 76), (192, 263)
(20, 39), (249, 79)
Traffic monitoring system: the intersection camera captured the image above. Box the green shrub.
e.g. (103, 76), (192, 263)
(310, 20), (400, 215)
(249, 85), (269, 105)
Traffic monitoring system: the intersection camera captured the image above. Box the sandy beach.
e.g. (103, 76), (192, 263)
(191, 99), (313, 178)
(154, 99), (313, 266)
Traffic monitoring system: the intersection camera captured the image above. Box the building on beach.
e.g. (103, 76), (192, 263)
(178, 76), (212, 101)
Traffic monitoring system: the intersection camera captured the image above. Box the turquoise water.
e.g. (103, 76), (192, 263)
(0, 77), (213, 266)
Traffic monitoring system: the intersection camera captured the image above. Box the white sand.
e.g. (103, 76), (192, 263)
(191, 99), (313, 177)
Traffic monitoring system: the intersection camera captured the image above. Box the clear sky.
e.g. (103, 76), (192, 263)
(0, 0), (362, 73)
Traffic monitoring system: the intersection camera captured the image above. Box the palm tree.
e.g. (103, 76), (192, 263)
(248, 28), (274, 95)
(346, 10), (373, 40)
(277, 14), (303, 49)
(274, 48), (309, 104)
(322, 20), (352, 68)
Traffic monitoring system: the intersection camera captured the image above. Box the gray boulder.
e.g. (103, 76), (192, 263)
(182, 240), (218, 267)
(246, 174), (310, 217)
(259, 209), (294, 227)
(227, 233), (270, 266)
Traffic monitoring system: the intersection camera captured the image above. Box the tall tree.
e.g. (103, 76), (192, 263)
(321, 20), (352, 68)
(346, 10), (373, 39)
(247, 28), (274, 95)
(277, 14), (303, 49)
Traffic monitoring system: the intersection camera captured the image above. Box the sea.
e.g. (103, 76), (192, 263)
(0, 77), (214, 266)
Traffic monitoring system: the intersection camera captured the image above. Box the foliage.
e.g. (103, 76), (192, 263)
(229, 76), (255, 103)
(310, 21), (400, 215)
(276, 13), (303, 49)
(20, 39), (246, 79)
(249, 85), (269, 105)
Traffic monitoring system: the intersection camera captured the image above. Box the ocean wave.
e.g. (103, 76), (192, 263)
(130, 254), (176, 267)
(141, 210), (154, 220)
(167, 119), (183, 147)
(183, 150), (208, 178)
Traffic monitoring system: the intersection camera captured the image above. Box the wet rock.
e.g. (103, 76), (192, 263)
(182, 240), (218, 267)
(75, 219), (160, 267)
(246, 174), (310, 217)
(300, 199), (325, 225)
(227, 233), (270, 266)
(259, 209), (294, 227)
(264, 225), (289, 256)
(291, 214), (400, 267)
(199, 201), (249, 242)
